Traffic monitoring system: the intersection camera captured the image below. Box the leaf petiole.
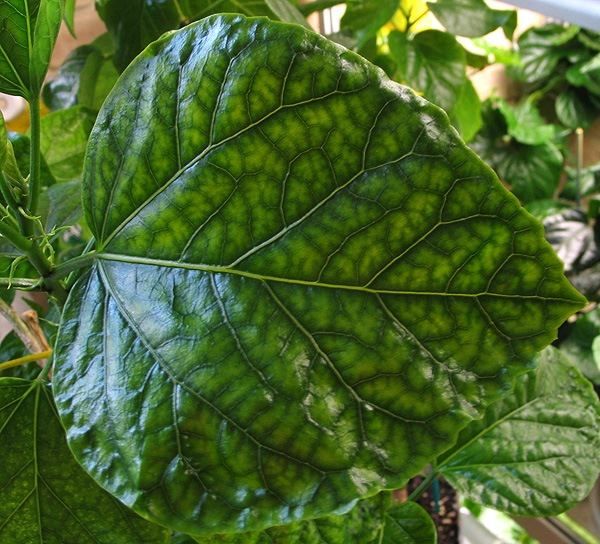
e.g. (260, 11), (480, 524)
(0, 349), (52, 372)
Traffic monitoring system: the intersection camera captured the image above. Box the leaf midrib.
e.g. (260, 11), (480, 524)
(95, 252), (581, 303)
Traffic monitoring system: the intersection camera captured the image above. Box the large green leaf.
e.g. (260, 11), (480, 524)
(190, 498), (435, 543)
(391, 29), (467, 111)
(53, 15), (584, 536)
(427, 0), (515, 39)
(96, 0), (303, 70)
(437, 348), (600, 516)
(471, 101), (562, 203)
(0, 0), (63, 98)
(0, 378), (167, 542)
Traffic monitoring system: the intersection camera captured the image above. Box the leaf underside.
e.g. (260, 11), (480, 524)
(53, 15), (584, 536)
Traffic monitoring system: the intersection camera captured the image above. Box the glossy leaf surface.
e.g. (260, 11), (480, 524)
(190, 498), (434, 543)
(438, 348), (600, 515)
(0, 0), (63, 98)
(53, 15), (584, 535)
(0, 378), (167, 543)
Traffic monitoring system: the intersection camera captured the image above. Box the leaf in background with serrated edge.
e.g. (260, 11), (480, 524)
(0, 378), (168, 543)
(53, 15), (584, 536)
(470, 101), (562, 203)
(0, 0), (63, 98)
(402, 30), (467, 111)
(437, 347), (600, 516)
(427, 0), (515, 39)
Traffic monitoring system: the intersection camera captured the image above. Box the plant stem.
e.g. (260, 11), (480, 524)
(407, 469), (438, 502)
(27, 97), (42, 225)
(49, 250), (96, 281)
(575, 127), (583, 207)
(0, 277), (41, 289)
(0, 350), (52, 372)
(0, 216), (36, 254)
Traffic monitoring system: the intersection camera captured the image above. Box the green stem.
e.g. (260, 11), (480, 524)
(407, 469), (438, 502)
(299, 0), (344, 16)
(0, 217), (35, 254)
(0, 349), (52, 373)
(27, 97), (42, 225)
(49, 250), (96, 281)
(0, 277), (41, 289)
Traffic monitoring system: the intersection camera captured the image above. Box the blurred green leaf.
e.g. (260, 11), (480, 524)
(450, 79), (482, 142)
(471, 101), (562, 202)
(567, 53), (600, 96)
(39, 106), (95, 182)
(427, 0), (515, 38)
(518, 24), (580, 84)
(341, 0), (398, 48)
(497, 99), (556, 145)
(556, 88), (600, 129)
(391, 30), (467, 111)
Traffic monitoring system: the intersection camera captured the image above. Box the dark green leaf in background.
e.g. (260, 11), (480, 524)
(43, 45), (96, 110)
(53, 15), (583, 536)
(437, 347), (600, 516)
(560, 308), (600, 384)
(427, 0), (515, 39)
(341, 0), (398, 48)
(0, 378), (168, 543)
(567, 53), (600, 96)
(517, 24), (580, 84)
(96, 0), (304, 70)
(0, 0), (63, 98)
(394, 29), (467, 111)
(43, 35), (119, 112)
(555, 87), (600, 129)
(471, 101), (562, 202)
